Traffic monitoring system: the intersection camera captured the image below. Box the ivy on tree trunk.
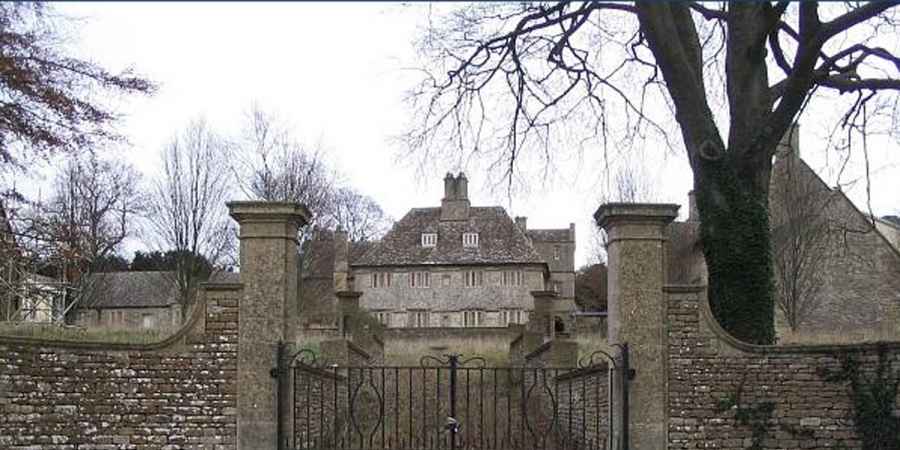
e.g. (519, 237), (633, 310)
(697, 156), (775, 345)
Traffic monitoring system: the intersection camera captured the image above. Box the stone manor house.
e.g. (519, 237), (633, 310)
(300, 172), (577, 329)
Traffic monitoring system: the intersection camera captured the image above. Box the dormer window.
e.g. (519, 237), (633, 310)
(462, 232), (479, 248)
(421, 233), (437, 247)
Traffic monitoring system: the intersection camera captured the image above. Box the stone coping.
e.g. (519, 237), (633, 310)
(347, 340), (372, 360)
(524, 340), (552, 360)
(555, 363), (609, 382)
(292, 362), (347, 381)
(672, 283), (900, 354)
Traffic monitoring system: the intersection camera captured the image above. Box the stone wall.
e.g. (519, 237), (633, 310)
(0, 283), (240, 449)
(667, 285), (900, 449)
(556, 366), (611, 449)
(383, 327), (517, 364)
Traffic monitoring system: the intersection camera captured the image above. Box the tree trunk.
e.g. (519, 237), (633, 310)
(695, 153), (775, 345)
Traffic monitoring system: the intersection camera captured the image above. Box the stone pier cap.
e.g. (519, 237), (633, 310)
(227, 201), (311, 225)
(593, 203), (680, 230)
(594, 203), (680, 239)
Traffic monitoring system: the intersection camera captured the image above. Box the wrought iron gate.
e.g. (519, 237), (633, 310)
(278, 345), (630, 450)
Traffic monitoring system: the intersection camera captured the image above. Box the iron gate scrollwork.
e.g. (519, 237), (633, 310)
(279, 344), (630, 450)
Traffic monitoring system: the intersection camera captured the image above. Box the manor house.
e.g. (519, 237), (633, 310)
(305, 172), (576, 329)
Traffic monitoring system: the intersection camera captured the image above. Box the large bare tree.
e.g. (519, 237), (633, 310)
(147, 120), (233, 318)
(0, 152), (142, 321)
(407, 2), (900, 344)
(233, 106), (338, 230)
(0, 3), (154, 173)
(233, 105), (393, 242)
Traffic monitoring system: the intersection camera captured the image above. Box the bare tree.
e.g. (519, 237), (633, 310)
(42, 153), (143, 276)
(0, 3), (154, 172)
(147, 120), (234, 318)
(407, 2), (900, 344)
(233, 105), (393, 242)
(770, 156), (836, 331)
(0, 152), (142, 321)
(326, 187), (393, 243)
(234, 106), (338, 230)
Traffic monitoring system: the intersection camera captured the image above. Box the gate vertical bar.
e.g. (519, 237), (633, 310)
(621, 343), (630, 450)
(448, 354), (458, 450)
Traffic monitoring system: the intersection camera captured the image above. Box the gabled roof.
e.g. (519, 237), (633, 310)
(353, 207), (544, 267)
(81, 271), (179, 309)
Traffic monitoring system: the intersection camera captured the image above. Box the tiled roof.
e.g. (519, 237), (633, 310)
(353, 207), (544, 267)
(81, 271), (179, 309)
(526, 229), (571, 242)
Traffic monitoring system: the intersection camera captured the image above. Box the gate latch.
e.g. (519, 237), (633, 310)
(444, 417), (460, 433)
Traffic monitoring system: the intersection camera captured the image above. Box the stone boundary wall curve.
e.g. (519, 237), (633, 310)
(0, 282), (241, 449)
(666, 284), (900, 449)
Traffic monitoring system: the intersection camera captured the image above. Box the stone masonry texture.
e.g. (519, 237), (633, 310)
(0, 284), (239, 449)
(667, 286), (900, 449)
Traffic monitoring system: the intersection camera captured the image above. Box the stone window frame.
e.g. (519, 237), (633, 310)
(421, 233), (438, 247)
(501, 270), (526, 287)
(371, 272), (392, 288)
(374, 310), (391, 327)
(462, 232), (479, 248)
(464, 270), (483, 288)
(408, 271), (430, 288)
(409, 309), (430, 328)
(500, 308), (523, 325)
(553, 245), (561, 260)
(463, 309), (484, 327)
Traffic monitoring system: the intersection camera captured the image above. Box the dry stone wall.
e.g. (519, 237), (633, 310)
(667, 286), (900, 450)
(0, 284), (240, 449)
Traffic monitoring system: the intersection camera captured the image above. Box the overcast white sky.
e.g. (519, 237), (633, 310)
(40, 2), (900, 267)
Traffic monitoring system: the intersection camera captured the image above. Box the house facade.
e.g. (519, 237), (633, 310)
(73, 271), (183, 331)
(335, 172), (576, 329)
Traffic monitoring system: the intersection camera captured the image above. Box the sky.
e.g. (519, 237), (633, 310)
(32, 2), (900, 267)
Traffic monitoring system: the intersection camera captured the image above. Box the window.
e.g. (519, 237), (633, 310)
(462, 232), (479, 248)
(410, 310), (430, 328)
(464, 271), (483, 287)
(553, 245), (561, 260)
(463, 310), (484, 327)
(421, 233), (438, 247)
(501, 270), (526, 286)
(500, 309), (523, 326)
(141, 314), (154, 329)
(409, 271), (430, 288)
(375, 311), (391, 327)
(371, 272), (392, 288)
(442, 274), (451, 287)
